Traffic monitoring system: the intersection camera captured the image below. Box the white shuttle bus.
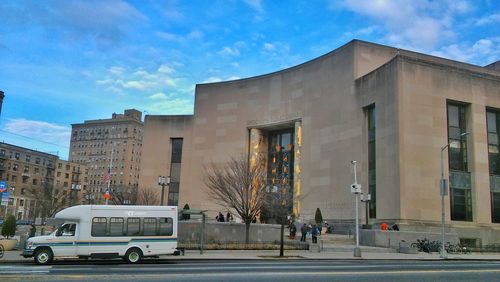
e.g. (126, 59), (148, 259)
(23, 205), (178, 265)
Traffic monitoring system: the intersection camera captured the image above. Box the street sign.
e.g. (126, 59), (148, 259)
(440, 179), (448, 196)
(1, 192), (9, 206)
(0, 180), (7, 193)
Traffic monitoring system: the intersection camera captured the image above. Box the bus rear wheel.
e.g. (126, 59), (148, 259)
(34, 248), (53, 265)
(124, 248), (142, 264)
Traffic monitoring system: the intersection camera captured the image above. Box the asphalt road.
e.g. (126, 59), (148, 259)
(1, 260), (500, 281)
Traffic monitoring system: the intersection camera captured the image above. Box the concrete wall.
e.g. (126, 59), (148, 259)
(139, 115), (193, 205)
(360, 229), (459, 249)
(178, 221), (282, 243)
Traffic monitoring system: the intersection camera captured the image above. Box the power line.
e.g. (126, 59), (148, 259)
(0, 129), (70, 149)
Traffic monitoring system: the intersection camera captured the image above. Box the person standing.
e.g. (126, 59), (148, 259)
(311, 225), (319, 244)
(29, 224), (36, 238)
(289, 223), (297, 239)
(300, 224), (307, 242)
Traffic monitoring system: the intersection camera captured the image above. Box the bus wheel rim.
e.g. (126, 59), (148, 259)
(129, 252), (139, 262)
(38, 253), (49, 263)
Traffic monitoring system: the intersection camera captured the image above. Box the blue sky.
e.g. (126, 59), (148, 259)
(0, 0), (499, 160)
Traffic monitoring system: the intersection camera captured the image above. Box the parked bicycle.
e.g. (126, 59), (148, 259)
(411, 238), (441, 253)
(446, 242), (472, 254)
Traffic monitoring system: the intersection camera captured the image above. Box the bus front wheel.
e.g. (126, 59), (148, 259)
(124, 248), (142, 264)
(34, 248), (53, 265)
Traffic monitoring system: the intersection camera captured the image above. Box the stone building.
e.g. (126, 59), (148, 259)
(69, 109), (143, 204)
(0, 142), (57, 220)
(54, 159), (88, 205)
(138, 40), (500, 245)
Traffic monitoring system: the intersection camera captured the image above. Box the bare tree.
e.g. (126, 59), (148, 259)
(111, 185), (138, 205)
(204, 155), (267, 244)
(29, 183), (70, 219)
(137, 187), (160, 206)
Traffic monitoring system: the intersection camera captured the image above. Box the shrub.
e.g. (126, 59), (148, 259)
(1, 214), (16, 238)
(315, 208), (323, 225)
(182, 203), (191, 220)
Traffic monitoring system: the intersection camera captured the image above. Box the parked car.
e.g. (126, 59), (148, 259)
(16, 220), (33, 225)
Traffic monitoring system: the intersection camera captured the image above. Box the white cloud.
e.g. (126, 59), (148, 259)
(148, 98), (194, 115)
(2, 0), (147, 49)
(218, 46), (240, 57)
(261, 41), (290, 56)
(149, 92), (168, 100)
(156, 29), (204, 43)
(109, 66), (126, 75)
(432, 38), (500, 65)
(3, 119), (71, 148)
(158, 64), (175, 74)
(96, 63), (178, 94)
(123, 81), (146, 90)
(475, 12), (500, 26)
(243, 0), (263, 13)
(335, 0), (471, 50)
(243, 0), (264, 21)
(263, 43), (275, 51)
(202, 76), (223, 83)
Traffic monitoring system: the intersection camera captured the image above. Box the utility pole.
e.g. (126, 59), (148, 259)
(350, 160), (362, 257)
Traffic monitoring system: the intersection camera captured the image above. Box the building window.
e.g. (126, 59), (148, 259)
(487, 109), (500, 223)
(367, 105), (376, 218)
(447, 103), (472, 221)
(267, 129), (295, 191)
(25, 155), (31, 162)
(167, 138), (183, 206)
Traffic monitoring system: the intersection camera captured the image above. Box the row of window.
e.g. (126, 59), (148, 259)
(0, 149), (54, 166)
(91, 217), (173, 237)
(446, 103), (500, 223)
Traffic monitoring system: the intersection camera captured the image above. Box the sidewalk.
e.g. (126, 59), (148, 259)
(3, 234), (499, 263)
(2, 248), (500, 263)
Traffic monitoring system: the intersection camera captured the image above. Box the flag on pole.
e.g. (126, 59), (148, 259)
(103, 167), (110, 183)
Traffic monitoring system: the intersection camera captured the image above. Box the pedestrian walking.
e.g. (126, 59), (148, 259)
(289, 223), (297, 239)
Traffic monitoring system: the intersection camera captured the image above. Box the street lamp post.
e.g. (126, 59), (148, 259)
(158, 176), (171, 206)
(440, 132), (469, 259)
(360, 193), (371, 228)
(350, 160), (362, 257)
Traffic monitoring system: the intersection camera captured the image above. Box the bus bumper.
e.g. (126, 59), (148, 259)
(22, 249), (35, 258)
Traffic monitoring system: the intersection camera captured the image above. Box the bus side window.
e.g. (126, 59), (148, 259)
(110, 217), (124, 236)
(143, 218), (156, 236)
(159, 218), (173, 236)
(127, 218), (140, 236)
(92, 217), (107, 237)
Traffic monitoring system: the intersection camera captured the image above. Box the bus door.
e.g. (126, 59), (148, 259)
(53, 223), (78, 257)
